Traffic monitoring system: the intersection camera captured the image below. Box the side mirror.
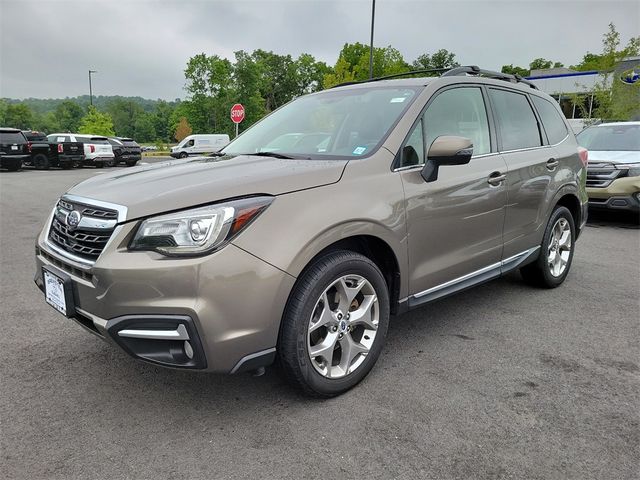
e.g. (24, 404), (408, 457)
(421, 136), (473, 183)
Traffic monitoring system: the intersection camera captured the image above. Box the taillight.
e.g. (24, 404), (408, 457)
(89, 144), (96, 153)
(578, 147), (588, 167)
(27, 142), (32, 153)
(57, 144), (64, 153)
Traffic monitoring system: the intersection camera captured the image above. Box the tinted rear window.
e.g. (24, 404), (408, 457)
(0, 132), (26, 143)
(532, 96), (569, 145)
(489, 89), (542, 151)
(121, 139), (139, 146)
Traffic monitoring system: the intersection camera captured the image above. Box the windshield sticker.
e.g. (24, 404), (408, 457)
(353, 146), (367, 155)
(390, 97), (406, 103)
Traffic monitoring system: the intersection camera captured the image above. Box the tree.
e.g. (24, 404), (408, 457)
(295, 53), (330, 95)
(174, 117), (192, 142)
(55, 100), (84, 132)
(412, 49), (459, 71)
(133, 112), (156, 142)
(4, 103), (34, 129)
(106, 98), (144, 138)
(78, 106), (116, 136)
(323, 43), (411, 88)
(153, 100), (174, 142)
(501, 64), (530, 77)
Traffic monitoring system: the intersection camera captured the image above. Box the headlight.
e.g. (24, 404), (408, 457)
(129, 196), (273, 256)
(619, 163), (640, 177)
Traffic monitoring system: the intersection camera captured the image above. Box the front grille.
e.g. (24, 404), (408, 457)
(587, 162), (626, 188)
(48, 198), (117, 262)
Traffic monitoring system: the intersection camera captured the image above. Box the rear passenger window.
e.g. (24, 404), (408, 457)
(489, 89), (541, 151)
(531, 96), (569, 145)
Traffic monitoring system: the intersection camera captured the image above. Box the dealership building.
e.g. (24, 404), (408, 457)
(525, 56), (639, 127)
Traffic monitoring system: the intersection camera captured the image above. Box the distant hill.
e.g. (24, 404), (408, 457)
(1, 95), (181, 114)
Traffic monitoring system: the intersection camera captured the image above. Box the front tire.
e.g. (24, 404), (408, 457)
(520, 206), (575, 288)
(278, 250), (390, 397)
(179, 152), (188, 159)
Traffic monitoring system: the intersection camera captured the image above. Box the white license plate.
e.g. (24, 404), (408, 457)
(44, 269), (67, 316)
(11, 145), (18, 150)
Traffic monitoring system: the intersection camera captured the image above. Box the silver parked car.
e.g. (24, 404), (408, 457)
(34, 67), (588, 396)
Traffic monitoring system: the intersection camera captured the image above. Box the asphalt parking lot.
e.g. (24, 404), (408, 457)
(1, 166), (638, 480)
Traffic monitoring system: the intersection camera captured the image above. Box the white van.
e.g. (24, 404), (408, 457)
(170, 134), (230, 158)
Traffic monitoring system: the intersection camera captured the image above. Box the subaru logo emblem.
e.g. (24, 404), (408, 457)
(620, 66), (639, 85)
(66, 210), (81, 230)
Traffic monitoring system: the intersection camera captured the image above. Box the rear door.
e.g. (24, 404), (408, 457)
(399, 85), (508, 304)
(488, 87), (555, 262)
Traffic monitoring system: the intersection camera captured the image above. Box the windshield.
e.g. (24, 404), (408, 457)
(577, 124), (640, 151)
(222, 86), (420, 159)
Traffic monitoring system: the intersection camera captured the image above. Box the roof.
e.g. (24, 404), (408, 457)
(0, 127), (21, 132)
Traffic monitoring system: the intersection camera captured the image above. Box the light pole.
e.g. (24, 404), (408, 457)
(369, 0), (376, 79)
(88, 70), (97, 106)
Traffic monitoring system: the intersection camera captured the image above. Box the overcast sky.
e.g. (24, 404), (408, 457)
(1, 0), (638, 100)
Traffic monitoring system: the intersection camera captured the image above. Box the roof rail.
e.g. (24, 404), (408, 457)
(442, 65), (538, 89)
(331, 68), (449, 88)
(331, 65), (538, 90)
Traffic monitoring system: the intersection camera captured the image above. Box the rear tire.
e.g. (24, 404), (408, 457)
(33, 153), (50, 170)
(126, 160), (138, 167)
(104, 158), (116, 168)
(278, 250), (390, 397)
(520, 206), (575, 288)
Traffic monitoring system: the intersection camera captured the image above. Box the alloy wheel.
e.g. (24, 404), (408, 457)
(307, 274), (379, 379)
(547, 217), (572, 277)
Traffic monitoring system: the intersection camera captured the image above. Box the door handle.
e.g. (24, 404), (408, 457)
(487, 171), (506, 186)
(546, 158), (559, 170)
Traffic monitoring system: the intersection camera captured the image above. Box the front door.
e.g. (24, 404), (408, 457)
(398, 86), (508, 305)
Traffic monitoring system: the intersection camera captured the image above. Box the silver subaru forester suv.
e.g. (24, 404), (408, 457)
(35, 67), (588, 397)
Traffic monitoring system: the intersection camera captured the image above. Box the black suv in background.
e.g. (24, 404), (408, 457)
(22, 131), (82, 170)
(45, 133), (86, 168)
(108, 137), (142, 166)
(0, 128), (29, 171)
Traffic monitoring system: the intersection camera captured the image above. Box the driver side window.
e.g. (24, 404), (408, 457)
(424, 87), (491, 156)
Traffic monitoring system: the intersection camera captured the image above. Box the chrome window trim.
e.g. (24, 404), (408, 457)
(61, 194), (128, 222)
(392, 152), (501, 172)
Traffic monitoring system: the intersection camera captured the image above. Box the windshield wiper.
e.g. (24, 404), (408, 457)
(243, 152), (300, 159)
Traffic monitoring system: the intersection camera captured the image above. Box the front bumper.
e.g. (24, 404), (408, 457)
(587, 176), (640, 213)
(34, 217), (295, 373)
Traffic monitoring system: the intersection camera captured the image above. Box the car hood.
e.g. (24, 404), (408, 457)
(587, 150), (640, 164)
(67, 155), (347, 220)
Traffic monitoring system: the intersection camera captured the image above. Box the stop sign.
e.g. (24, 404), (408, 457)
(230, 103), (245, 124)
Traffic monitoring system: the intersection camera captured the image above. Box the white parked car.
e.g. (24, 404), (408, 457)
(170, 134), (230, 158)
(74, 135), (116, 167)
(48, 133), (116, 167)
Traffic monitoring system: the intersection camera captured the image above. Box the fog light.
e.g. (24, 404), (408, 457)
(184, 340), (194, 359)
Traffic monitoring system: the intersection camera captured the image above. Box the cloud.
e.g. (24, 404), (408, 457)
(1, 0), (638, 99)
